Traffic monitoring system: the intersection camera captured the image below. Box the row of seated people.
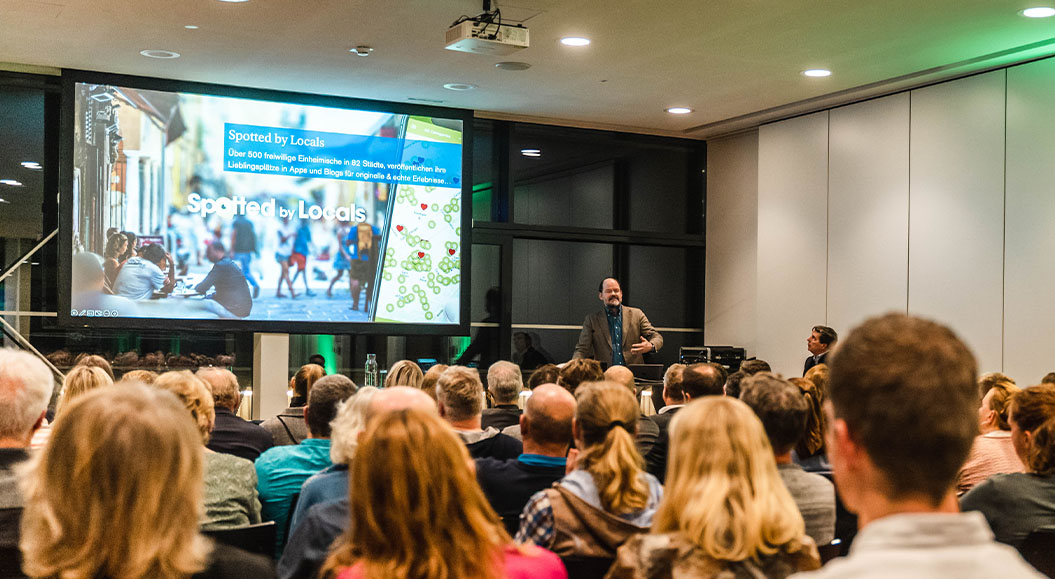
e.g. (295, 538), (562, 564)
(1, 312), (1053, 577)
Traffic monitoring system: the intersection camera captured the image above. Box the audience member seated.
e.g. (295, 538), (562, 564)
(0, 349), (51, 551)
(419, 363), (447, 401)
(803, 363), (829, 399)
(609, 397), (821, 578)
(198, 367), (275, 462)
(724, 369), (746, 398)
(557, 358), (603, 395)
(257, 375), (356, 555)
(646, 363), (724, 482)
(740, 373), (835, 545)
(739, 358), (772, 376)
(117, 368), (158, 385)
(32, 364), (112, 450)
(261, 363), (325, 446)
(604, 364), (660, 456)
(962, 384), (1055, 548)
(476, 384), (576, 533)
(797, 314), (1039, 578)
(979, 371), (1016, 400)
(517, 381), (663, 561)
(529, 364), (561, 390)
(153, 371), (262, 531)
(383, 359), (423, 389)
(289, 383), (375, 533)
(19, 385), (275, 578)
(483, 361), (525, 430)
(320, 408), (566, 579)
(1042, 372), (1055, 385)
(790, 375), (831, 473)
(437, 366), (522, 460)
(957, 381), (1024, 495)
(278, 387), (438, 579)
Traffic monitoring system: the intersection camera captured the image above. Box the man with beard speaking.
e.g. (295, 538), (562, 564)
(573, 278), (663, 367)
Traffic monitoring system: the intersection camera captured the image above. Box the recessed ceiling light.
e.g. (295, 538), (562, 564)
(1022, 6), (1055, 17)
(802, 69), (832, 77)
(0, 179), (23, 187)
(20, 161), (41, 170)
(349, 46), (374, 57)
(561, 37), (591, 47)
(520, 148), (542, 157)
(666, 107), (693, 115)
(184, 25), (199, 30)
(0, 198), (7, 204)
(140, 49), (181, 59)
(443, 83), (477, 91)
(217, 0), (250, 3)
(495, 61), (531, 71)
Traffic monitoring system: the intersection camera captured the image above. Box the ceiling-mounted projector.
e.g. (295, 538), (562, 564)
(445, 20), (529, 55)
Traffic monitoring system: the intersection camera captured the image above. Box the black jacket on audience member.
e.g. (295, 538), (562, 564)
(193, 543), (277, 579)
(644, 407), (682, 483)
(475, 456), (566, 533)
(462, 429), (524, 461)
(207, 407), (275, 462)
(481, 405), (523, 431)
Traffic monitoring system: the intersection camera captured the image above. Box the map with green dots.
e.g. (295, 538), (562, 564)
(374, 117), (462, 324)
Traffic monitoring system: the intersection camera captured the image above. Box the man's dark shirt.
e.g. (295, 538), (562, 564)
(644, 407), (682, 483)
(1, 448), (30, 550)
(475, 455), (566, 534)
(481, 404), (522, 431)
(207, 406), (275, 462)
(605, 306), (626, 366)
(803, 351), (828, 375)
(636, 413), (660, 457)
(197, 257), (252, 318)
(277, 498), (347, 579)
(232, 216), (257, 253)
(518, 347), (548, 371)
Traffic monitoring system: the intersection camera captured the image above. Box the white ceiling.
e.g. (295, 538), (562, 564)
(2, 0), (1055, 139)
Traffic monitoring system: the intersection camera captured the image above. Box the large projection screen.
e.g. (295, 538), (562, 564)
(59, 71), (471, 334)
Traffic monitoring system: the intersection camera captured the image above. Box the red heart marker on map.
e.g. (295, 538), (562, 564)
(448, 249), (455, 255)
(417, 251), (425, 258)
(420, 203), (428, 210)
(396, 225), (404, 232)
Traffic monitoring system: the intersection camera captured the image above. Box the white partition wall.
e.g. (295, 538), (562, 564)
(908, 71), (1006, 373)
(757, 112), (829, 377)
(1005, 58), (1055, 383)
(827, 94), (910, 334)
(705, 131), (759, 354)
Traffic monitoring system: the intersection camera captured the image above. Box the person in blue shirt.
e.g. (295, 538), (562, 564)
(289, 220), (315, 297)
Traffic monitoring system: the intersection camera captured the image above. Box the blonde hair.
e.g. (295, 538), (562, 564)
(330, 386), (379, 464)
(655, 397), (805, 562)
(420, 364), (447, 401)
(57, 366), (113, 416)
(987, 381), (1022, 431)
(152, 370), (216, 444)
(322, 408), (510, 579)
(117, 369), (158, 385)
(436, 366), (484, 421)
(384, 360), (423, 389)
(20, 385), (210, 579)
(574, 381), (649, 515)
(789, 376), (826, 458)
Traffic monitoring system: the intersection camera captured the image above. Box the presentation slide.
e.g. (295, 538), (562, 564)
(68, 81), (464, 327)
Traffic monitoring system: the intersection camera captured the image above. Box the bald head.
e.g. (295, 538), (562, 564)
(369, 386), (437, 418)
(522, 384), (576, 449)
(604, 365), (635, 392)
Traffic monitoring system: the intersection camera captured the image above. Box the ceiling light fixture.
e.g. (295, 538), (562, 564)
(520, 148), (541, 157)
(802, 69), (832, 77)
(1022, 6), (1055, 17)
(0, 179), (23, 187)
(140, 49), (181, 59)
(185, 25), (199, 30)
(495, 61), (531, 71)
(666, 107), (693, 115)
(349, 46), (374, 57)
(0, 198), (7, 204)
(443, 82), (477, 91)
(561, 37), (591, 47)
(217, 0), (250, 3)
(20, 161), (42, 170)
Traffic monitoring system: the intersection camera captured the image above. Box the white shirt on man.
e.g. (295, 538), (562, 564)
(113, 257), (166, 300)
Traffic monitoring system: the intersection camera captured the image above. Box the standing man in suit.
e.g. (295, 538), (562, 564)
(573, 278), (663, 366)
(804, 325), (838, 375)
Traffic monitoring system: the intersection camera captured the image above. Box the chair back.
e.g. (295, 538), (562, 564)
(1020, 527), (1055, 577)
(203, 521), (277, 558)
(559, 556), (614, 579)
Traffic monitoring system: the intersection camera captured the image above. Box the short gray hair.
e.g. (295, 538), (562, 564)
(487, 361), (522, 404)
(195, 367), (240, 410)
(0, 349), (54, 439)
(330, 386), (379, 464)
